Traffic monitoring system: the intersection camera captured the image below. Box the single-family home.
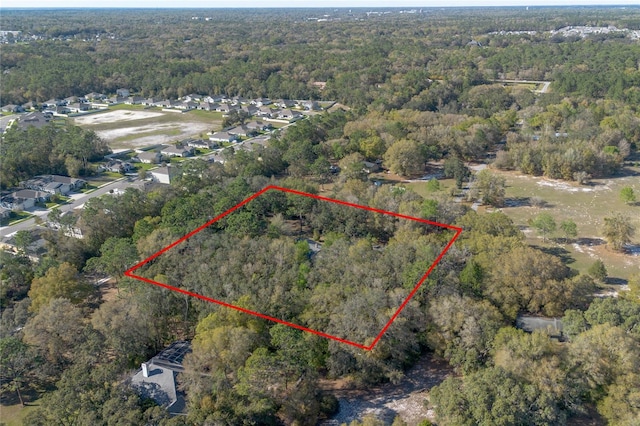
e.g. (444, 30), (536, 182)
(256, 106), (275, 118)
(116, 88), (130, 98)
(154, 99), (175, 108)
(1, 104), (24, 113)
(278, 109), (302, 121)
(215, 104), (237, 114)
(149, 165), (177, 185)
(227, 125), (257, 138)
(244, 120), (272, 132)
(142, 97), (162, 106)
(125, 96), (144, 105)
(108, 96), (127, 104)
(183, 94), (202, 102)
(273, 99), (295, 108)
(198, 102), (219, 111)
(300, 100), (320, 111)
(184, 139), (212, 149)
(242, 105), (259, 116)
(130, 341), (191, 415)
(160, 145), (195, 158)
(176, 101), (197, 110)
(209, 131), (238, 143)
(64, 96), (80, 105)
(20, 175), (85, 195)
(203, 95), (224, 103)
(42, 99), (63, 108)
(231, 96), (248, 105)
(104, 159), (134, 174)
(85, 92), (106, 101)
(0, 189), (50, 211)
(363, 161), (381, 173)
(22, 101), (37, 110)
(67, 103), (90, 113)
(137, 151), (163, 164)
(16, 112), (51, 130)
(251, 98), (272, 107)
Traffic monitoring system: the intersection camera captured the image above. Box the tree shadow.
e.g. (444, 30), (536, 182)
(503, 197), (530, 208)
(534, 245), (576, 264)
(575, 237), (606, 247)
(605, 277), (628, 286)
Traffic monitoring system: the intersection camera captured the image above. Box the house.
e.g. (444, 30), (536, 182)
(228, 125), (257, 138)
(67, 102), (90, 113)
(0, 189), (50, 211)
(154, 99), (175, 108)
(85, 92), (106, 101)
(1, 104), (24, 113)
(130, 341), (191, 415)
(251, 98), (272, 107)
(256, 106), (276, 118)
(242, 105), (259, 116)
(198, 102), (218, 111)
(300, 100), (320, 111)
(244, 121), (272, 131)
(116, 88), (130, 98)
(64, 96), (80, 104)
(231, 96), (248, 105)
(273, 99), (295, 108)
(363, 161), (381, 173)
(125, 96), (144, 105)
(142, 97), (162, 106)
(20, 175), (85, 195)
(182, 94), (202, 102)
(22, 101), (37, 110)
(215, 104), (238, 114)
(203, 95), (224, 103)
(160, 145), (195, 157)
(176, 101), (197, 110)
(108, 96), (127, 104)
(16, 112), (51, 130)
(209, 131), (238, 143)
(42, 99), (63, 108)
(149, 165), (177, 184)
(278, 109), (302, 121)
(137, 151), (163, 164)
(104, 159), (134, 174)
(184, 139), (213, 149)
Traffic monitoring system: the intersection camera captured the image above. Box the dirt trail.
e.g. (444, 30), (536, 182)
(319, 355), (452, 425)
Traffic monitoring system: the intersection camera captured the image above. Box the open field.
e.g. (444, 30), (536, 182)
(483, 167), (640, 282)
(73, 108), (221, 149)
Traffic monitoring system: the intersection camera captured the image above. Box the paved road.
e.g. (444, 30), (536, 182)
(490, 79), (552, 94)
(0, 177), (132, 238)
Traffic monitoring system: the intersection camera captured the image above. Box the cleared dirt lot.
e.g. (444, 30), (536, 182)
(74, 109), (164, 125)
(73, 108), (220, 149)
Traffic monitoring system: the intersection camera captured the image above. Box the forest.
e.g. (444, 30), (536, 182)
(1, 6), (640, 426)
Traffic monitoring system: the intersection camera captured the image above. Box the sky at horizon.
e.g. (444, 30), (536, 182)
(1, 1), (639, 9)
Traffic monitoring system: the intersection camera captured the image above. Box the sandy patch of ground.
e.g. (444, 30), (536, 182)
(320, 355), (451, 425)
(74, 110), (164, 125)
(95, 122), (211, 148)
(536, 179), (609, 192)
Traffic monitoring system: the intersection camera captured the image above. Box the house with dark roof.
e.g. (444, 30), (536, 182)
(20, 175), (86, 195)
(0, 189), (50, 211)
(1, 104), (24, 113)
(16, 112), (51, 130)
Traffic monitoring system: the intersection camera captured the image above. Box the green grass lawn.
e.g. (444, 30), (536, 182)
(0, 211), (33, 227)
(0, 402), (39, 426)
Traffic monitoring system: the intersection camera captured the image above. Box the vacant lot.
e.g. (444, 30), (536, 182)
(73, 108), (222, 149)
(487, 167), (639, 282)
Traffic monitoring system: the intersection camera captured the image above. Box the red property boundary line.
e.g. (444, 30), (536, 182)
(125, 185), (463, 350)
